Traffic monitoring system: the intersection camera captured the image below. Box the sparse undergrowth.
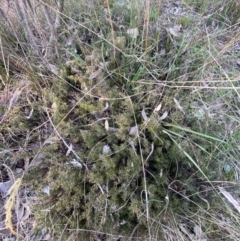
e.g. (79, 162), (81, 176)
(0, 0), (240, 240)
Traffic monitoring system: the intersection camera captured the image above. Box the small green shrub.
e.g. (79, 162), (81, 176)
(25, 42), (226, 239)
(1, 0), (240, 240)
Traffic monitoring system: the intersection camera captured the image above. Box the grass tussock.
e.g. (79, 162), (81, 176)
(0, 0), (240, 240)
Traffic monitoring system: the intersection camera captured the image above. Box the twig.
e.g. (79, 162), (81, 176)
(127, 223), (140, 241)
(105, 0), (117, 65)
(128, 96), (152, 240)
(54, 0), (64, 30)
(46, 110), (88, 171)
(145, 142), (154, 164)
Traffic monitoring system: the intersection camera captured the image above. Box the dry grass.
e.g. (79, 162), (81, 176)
(0, 0), (240, 240)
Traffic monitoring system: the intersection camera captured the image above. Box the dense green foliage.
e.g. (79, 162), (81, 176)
(24, 39), (220, 239)
(1, 0), (240, 240)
